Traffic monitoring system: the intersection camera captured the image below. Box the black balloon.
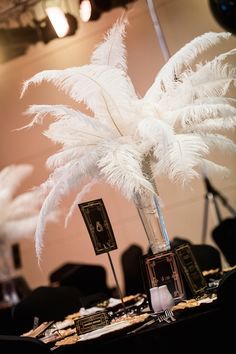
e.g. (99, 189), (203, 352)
(209, 0), (236, 34)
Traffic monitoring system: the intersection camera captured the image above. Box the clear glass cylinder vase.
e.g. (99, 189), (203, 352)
(134, 190), (170, 255)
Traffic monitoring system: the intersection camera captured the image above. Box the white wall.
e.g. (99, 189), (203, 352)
(1, 0), (236, 290)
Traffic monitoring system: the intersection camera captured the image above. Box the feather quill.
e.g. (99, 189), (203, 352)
(166, 103), (236, 129)
(145, 32), (231, 100)
(91, 16), (128, 71)
(153, 135), (209, 183)
(65, 177), (99, 228)
(198, 159), (230, 178)
(21, 66), (137, 133)
(201, 134), (236, 154)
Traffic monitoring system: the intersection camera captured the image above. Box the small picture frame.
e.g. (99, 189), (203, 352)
(143, 250), (185, 302)
(78, 198), (118, 255)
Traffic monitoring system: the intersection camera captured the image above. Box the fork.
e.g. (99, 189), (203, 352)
(164, 310), (176, 322)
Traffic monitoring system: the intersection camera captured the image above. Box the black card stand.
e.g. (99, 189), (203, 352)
(106, 250), (127, 313)
(78, 199), (127, 313)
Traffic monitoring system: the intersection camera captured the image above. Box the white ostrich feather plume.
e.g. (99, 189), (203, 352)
(20, 17), (236, 259)
(0, 164), (58, 252)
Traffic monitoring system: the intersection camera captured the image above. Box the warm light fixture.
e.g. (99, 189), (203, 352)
(80, 0), (100, 21)
(79, 0), (136, 22)
(45, 6), (69, 37)
(0, 1), (80, 63)
(80, 0), (92, 22)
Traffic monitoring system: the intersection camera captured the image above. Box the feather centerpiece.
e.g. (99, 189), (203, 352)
(0, 164), (57, 277)
(20, 17), (236, 259)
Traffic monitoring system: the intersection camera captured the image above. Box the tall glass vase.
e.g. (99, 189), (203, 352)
(134, 190), (170, 254)
(134, 154), (171, 255)
(134, 155), (185, 303)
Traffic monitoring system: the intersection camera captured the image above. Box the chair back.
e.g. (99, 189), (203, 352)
(190, 244), (222, 272)
(12, 286), (82, 334)
(212, 218), (236, 266)
(0, 334), (50, 354)
(172, 237), (222, 272)
(49, 263), (112, 305)
(121, 244), (144, 296)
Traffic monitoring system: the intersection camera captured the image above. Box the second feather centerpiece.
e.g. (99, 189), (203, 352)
(20, 17), (236, 260)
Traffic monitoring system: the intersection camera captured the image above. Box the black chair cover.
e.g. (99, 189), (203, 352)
(212, 218), (236, 266)
(0, 334), (50, 354)
(121, 244), (144, 296)
(12, 286), (82, 334)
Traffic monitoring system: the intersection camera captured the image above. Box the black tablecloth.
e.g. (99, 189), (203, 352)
(54, 300), (234, 354)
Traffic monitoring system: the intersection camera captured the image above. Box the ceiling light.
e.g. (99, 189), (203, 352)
(79, 0), (136, 22)
(80, 0), (101, 21)
(0, 0), (79, 63)
(45, 6), (69, 37)
(80, 0), (93, 22)
(38, 12), (78, 43)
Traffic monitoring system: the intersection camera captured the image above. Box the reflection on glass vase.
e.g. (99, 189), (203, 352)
(133, 154), (171, 255)
(134, 189), (170, 255)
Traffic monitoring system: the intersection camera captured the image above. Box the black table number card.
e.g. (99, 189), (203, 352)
(175, 243), (207, 296)
(78, 198), (118, 255)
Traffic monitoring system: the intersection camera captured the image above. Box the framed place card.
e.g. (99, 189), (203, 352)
(143, 250), (185, 303)
(78, 198), (118, 255)
(174, 243), (207, 296)
(75, 311), (110, 335)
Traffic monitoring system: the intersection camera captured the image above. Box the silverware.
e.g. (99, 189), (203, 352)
(128, 309), (176, 335)
(164, 310), (176, 322)
(127, 318), (156, 334)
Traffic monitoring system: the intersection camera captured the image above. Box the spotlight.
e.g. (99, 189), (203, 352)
(34, 0), (78, 44)
(80, 0), (101, 21)
(37, 13), (78, 43)
(45, 6), (70, 38)
(0, 0), (79, 63)
(79, 0), (136, 22)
